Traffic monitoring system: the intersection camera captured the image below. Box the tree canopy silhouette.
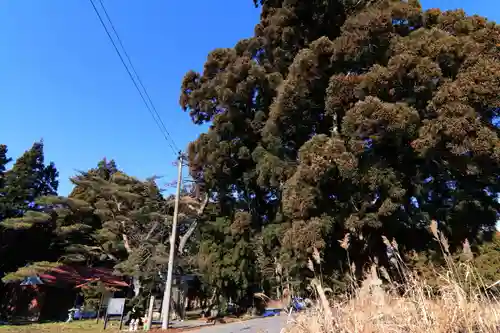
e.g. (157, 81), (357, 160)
(180, 0), (500, 291)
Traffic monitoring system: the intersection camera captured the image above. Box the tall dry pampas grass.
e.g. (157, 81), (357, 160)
(284, 221), (500, 333)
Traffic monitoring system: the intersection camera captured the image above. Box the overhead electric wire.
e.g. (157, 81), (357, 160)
(88, 0), (180, 155)
(95, 0), (180, 153)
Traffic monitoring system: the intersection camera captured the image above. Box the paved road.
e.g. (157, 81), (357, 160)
(188, 316), (289, 333)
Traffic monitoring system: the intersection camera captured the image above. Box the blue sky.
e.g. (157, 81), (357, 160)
(0, 0), (498, 196)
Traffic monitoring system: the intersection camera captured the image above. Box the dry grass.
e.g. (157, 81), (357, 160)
(285, 222), (500, 333)
(286, 275), (500, 333)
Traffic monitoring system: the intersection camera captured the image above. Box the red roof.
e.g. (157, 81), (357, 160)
(38, 265), (128, 289)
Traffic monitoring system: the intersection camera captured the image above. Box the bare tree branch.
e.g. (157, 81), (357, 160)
(178, 220), (198, 255)
(178, 193), (209, 255)
(144, 221), (159, 241)
(121, 221), (133, 254)
(84, 245), (119, 262)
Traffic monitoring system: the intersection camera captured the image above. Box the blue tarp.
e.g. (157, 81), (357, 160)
(20, 276), (44, 286)
(73, 310), (97, 320)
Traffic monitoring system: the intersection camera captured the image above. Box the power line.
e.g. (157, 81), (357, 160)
(88, 0), (180, 155)
(95, 0), (180, 153)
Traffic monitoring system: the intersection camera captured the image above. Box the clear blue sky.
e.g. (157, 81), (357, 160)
(0, 1), (498, 196)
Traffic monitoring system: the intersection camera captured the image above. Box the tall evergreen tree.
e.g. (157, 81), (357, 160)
(196, 212), (258, 308)
(73, 170), (169, 297)
(1, 141), (58, 224)
(0, 142), (59, 311)
(180, 0), (500, 293)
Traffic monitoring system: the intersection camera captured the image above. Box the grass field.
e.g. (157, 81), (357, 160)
(0, 320), (123, 333)
(0, 320), (200, 333)
(0, 311), (254, 333)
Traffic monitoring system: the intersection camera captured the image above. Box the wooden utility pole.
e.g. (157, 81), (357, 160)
(161, 152), (183, 329)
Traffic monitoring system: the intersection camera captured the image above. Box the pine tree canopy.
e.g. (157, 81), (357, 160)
(0, 151), (211, 311)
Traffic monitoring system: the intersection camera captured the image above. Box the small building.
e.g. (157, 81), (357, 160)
(1, 265), (128, 322)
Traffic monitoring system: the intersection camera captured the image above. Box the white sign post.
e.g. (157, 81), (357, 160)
(103, 298), (126, 330)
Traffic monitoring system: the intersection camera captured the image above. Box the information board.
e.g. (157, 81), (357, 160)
(106, 298), (125, 316)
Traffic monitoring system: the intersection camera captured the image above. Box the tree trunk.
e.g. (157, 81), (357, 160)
(132, 277), (141, 297)
(122, 232), (142, 297)
(202, 289), (217, 317)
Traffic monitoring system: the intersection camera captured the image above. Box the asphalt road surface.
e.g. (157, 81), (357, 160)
(188, 316), (289, 333)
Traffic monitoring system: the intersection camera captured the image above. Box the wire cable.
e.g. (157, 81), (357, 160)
(96, 0), (180, 153)
(88, 0), (180, 155)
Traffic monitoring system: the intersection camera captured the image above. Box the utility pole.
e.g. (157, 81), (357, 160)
(161, 152), (183, 329)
